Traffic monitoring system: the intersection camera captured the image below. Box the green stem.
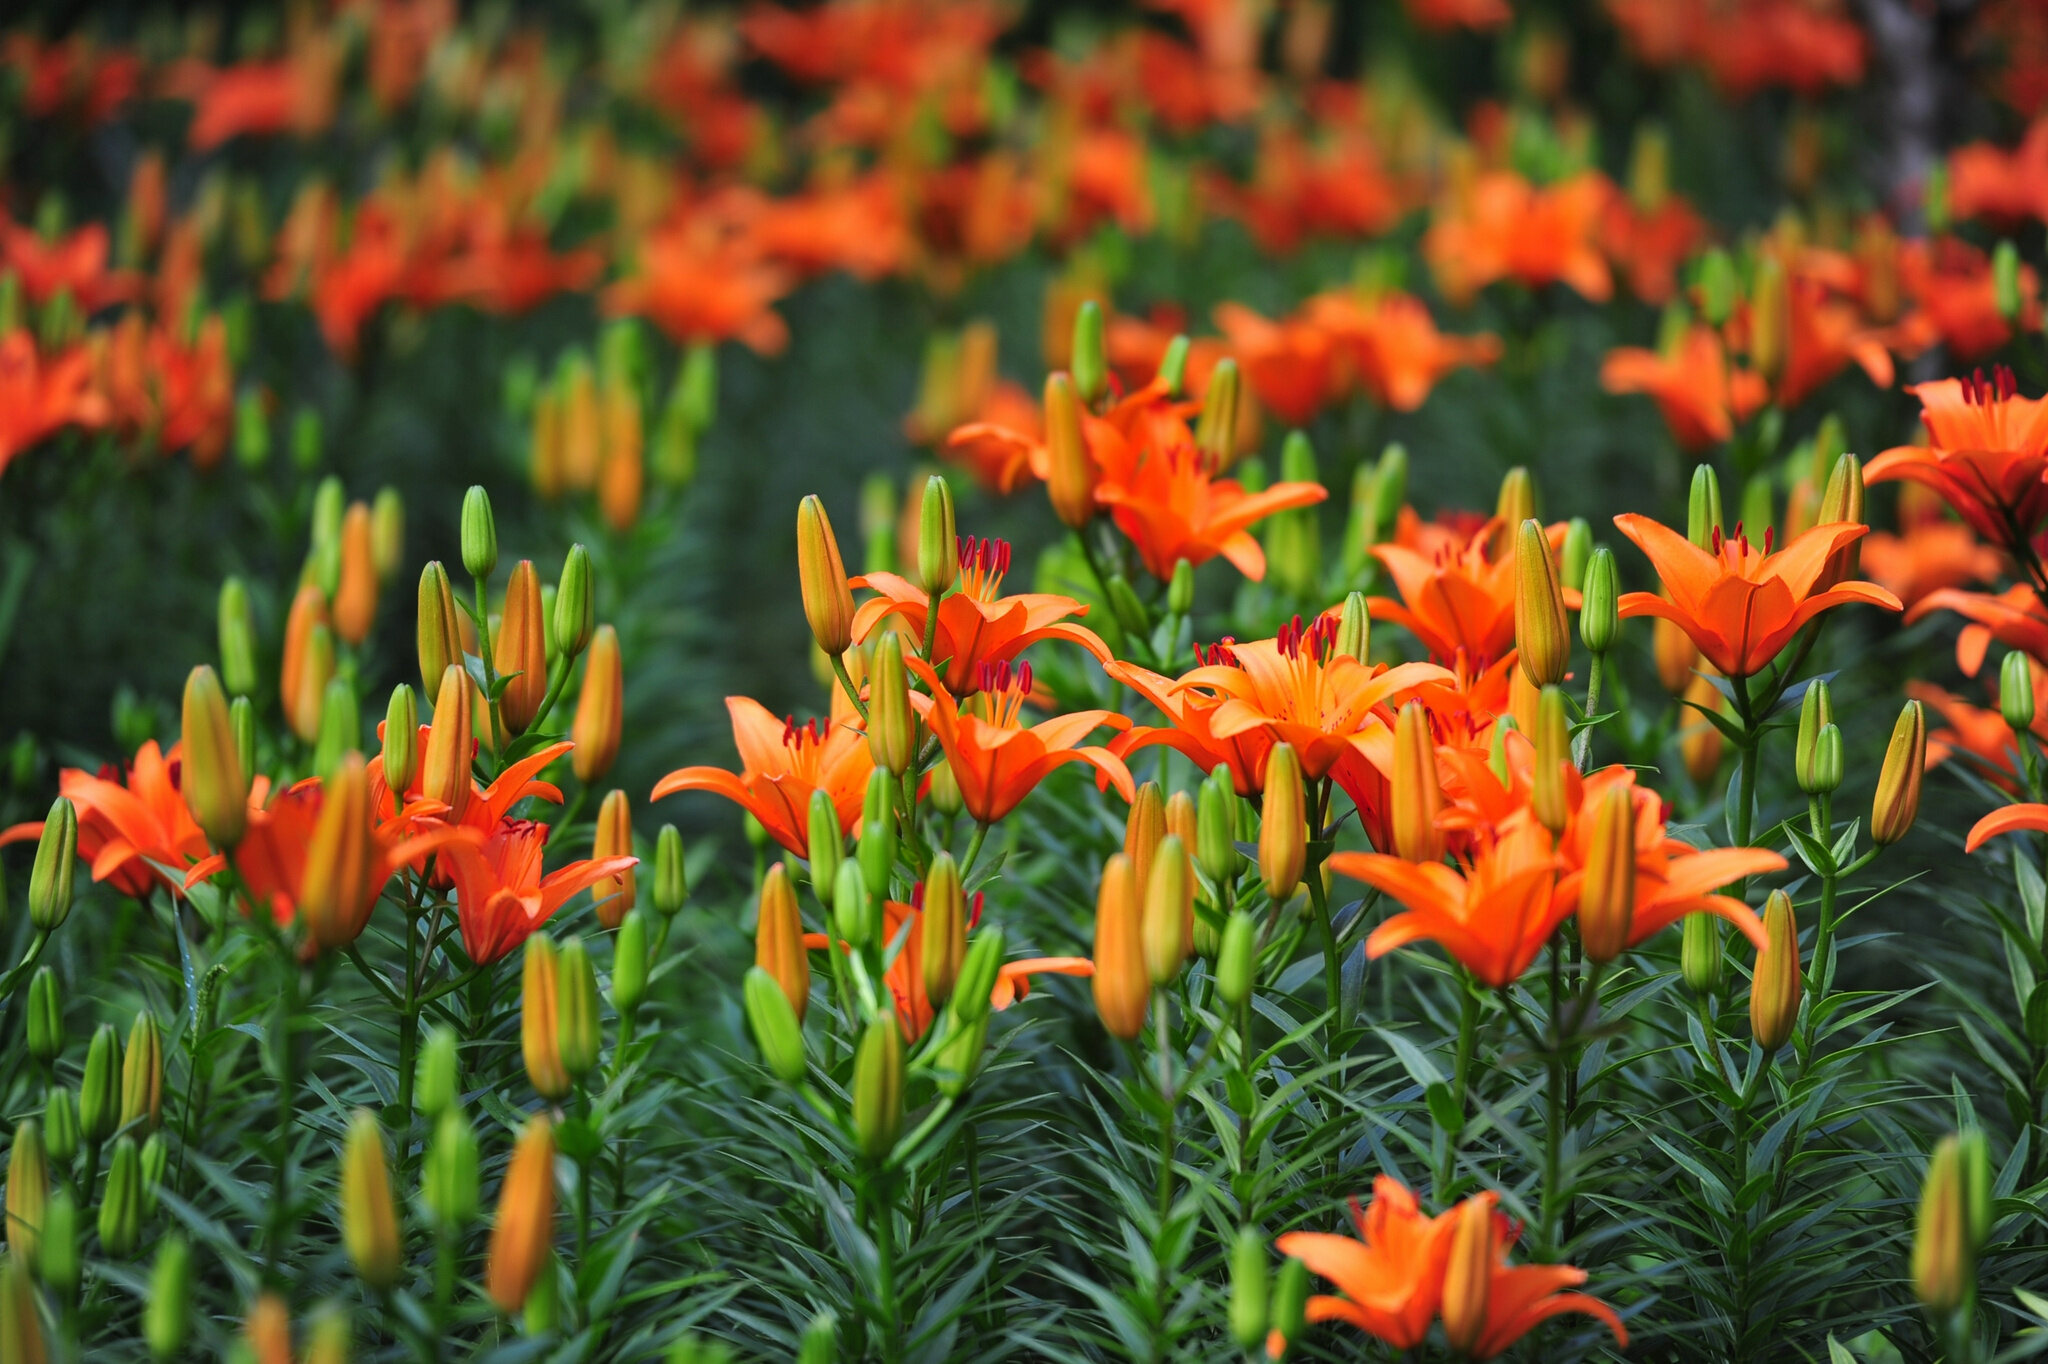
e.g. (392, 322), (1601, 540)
(472, 578), (505, 759)
(1574, 651), (1605, 771)
(871, 1174), (901, 1363)
(831, 653), (870, 723)
(961, 820), (990, 881)
(264, 952), (300, 1281)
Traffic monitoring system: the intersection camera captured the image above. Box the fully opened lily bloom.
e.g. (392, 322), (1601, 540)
(0, 742), (213, 899)
(1095, 439), (1327, 580)
(652, 697), (874, 858)
(1908, 585), (2048, 678)
(1612, 515), (1901, 679)
(1330, 821), (1567, 988)
(1861, 520), (2004, 609)
(1868, 368), (2048, 549)
(1600, 324), (1767, 452)
(1369, 518), (1576, 667)
(912, 659), (1134, 822)
(1424, 170), (1614, 306)
(439, 819), (639, 965)
(852, 536), (1113, 695)
(1105, 650), (1281, 797)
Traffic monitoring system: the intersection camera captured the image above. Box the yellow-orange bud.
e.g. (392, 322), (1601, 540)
(797, 495), (856, 656)
(244, 1292), (292, 1364)
(1749, 889), (1801, 1052)
(521, 937), (570, 1101)
(1165, 789), (1197, 848)
(867, 633), (914, 777)
(1260, 744), (1306, 901)
(592, 790), (636, 930)
(339, 1109), (400, 1289)
(301, 754), (376, 951)
(1872, 700), (1926, 846)
(1044, 372), (1095, 529)
(281, 582), (330, 731)
(599, 378), (644, 532)
(422, 665), (474, 822)
(1531, 685), (1571, 835)
(571, 624), (623, 784)
(288, 622), (334, 744)
(561, 356), (600, 490)
(1142, 835), (1192, 985)
(920, 851), (966, 1010)
(495, 560), (548, 736)
(756, 863), (808, 1023)
(1654, 611), (1698, 695)
(1125, 781), (1166, 906)
(1091, 853), (1147, 1040)
(1440, 1195), (1494, 1355)
(486, 1117), (556, 1314)
(1750, 253), (1789, 383)
(531, 385), (565, 499)
(1578, 784), (1637, 963)
(181, 665), (248, 847)
(417, 561), (464, 699)
(334, 502), (379, 647)
(1514, 518), (1568, 687)
(1680, 674), (1725, 783)
(1391, 703), (1443, 863)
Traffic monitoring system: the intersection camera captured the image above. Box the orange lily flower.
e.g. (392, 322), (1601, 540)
(0, 330), (107, 478)
(1911, 673), (2047, 790)
(1600, 325), (1767, 452)
(852, 536), (1113, 695)
(804, 897), (1092, 1042)
(651, 697), (874, 859)
(1095, 440), (1327, 580)
(604, 217), (792, 355)
(1424, 170), (1614, 307)
(1861, 521), (2003, 609)
(0, 216), (136, 310)
(0, 742), (214, 900)
(1770, 273), (1896, 410)
(1105, 655), (1281, 797)
(1307, 291), (1502, 413)
(1968, 802), (2048, 853)
(1599, 193), (1708, 305)
(1405, 0), (1511, 30)
(1907, 585), (2048, 678)
(912, 659), (1135, 822)
(1868, 369), (2048, 549)
(93, 313), (234, 466)
(1331, 821), (1567, 988)
(439, 819), (639, 965)
(370, 725), (574, 846)
(1211, 302), (1344, 426)
(179, 40), (340, 150)
(226, 777), (462, 930)
(1369, 518), (1578, 668)
(938, 381), (1043, 492)
(1612, 514), (1901, 679)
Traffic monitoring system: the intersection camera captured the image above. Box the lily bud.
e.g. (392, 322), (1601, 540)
(6, 1120), (45, 1262)
(371, 485), (404, 581)
(1495, 466), (1536, 534)
(1166, 789), (1197, 854)
(652, 824), (688, 917)
(1560, 517), (1593, 592)
(1230, 1226), (1269, 1352)
(568, 624), (623, 785)
(1687, 464), (1723, 549)
(1195, 359), (1241, 470)
(591, 790), (636, 930)
(1197, 771), (1241, 885)
(916, 476), (958, 596)
(1391, 704), (1443, 863)
(797, 495), (857, 655)
(867, 635), (914, 777)
(1580, 547), (1618, 654)
(1168, 559), (1195, 616)
(424, 1109), (480, 1231)
(1268, 432), (1321, 598)
(219, 577), (258, 697)
(743, 965), (808, 1084)
(312, 674), (361, 780)
(1697, 247), (1737, 324)
(1994, 240), (2023, 323)
(380, 685), (418, 793)
(245, 1291), (292, 1364)
(80, 1023), (120, 1145)
(495, 560), (548, 735)
(486, 1117), (556, 1314)
(799, 1311), (839, 1364)
(1749, 253), (1789, 383)
(1044, 372), (1095, 528)
(2007, 651), (2038, 732)
(921, 852), (967, 1010)
(1578, 784), (1637, 963)
(1371, 444), (1408, 540)
(120, 1012), (162, 1132)
(1440, 1196), (1493, 1355)
(3, 1230), (48, 1363)
(1271, 1256), (1311, 1353)
(340, 1110), (400, 1289)
(1156, 334), (1191, 396)
(1217, 911), (1258, 1007)
(553, 544), (595, 660)
(927, 752), (964, 816)
(1817, 453), (1866, 587)
(803, 792), (842, 901)
(520, 938), (570, 1101)
(1872, 700), (1926, 846)
(300, 754), (375, 951)
(1125, 782), (1166, 906)
(422, 666), (474, 822)
(951, 926), (1005, 1027)
(556, 939), (601, 1081)
(38, 1192), (76, 1304)
(1092, 853), (1147, 1040)
(139, 1133), (166, 1216)
(25, 969), (59, 1066)
(416, 562), (463, 699)
(98, 1135), (142, 1258)
(1749, 889), (1801, 1052)
(417, 1025), (459, 1120)
(859, 770), (898, 899)
(1680, 675), (1725, 782)
(1913, 1133), (1976, 1313)
(334, 502), (379, 647)
(282, 584), (332, 742)
(304, 1307), (349, 1364)
(1260, 744), (1306, 900)
(460, 485), (497, 582)
(833, 860), (873, 950)
(27, 798), (76, 932)
(614, 910), (651, 1017)
(1682, 913), (1723, 996)
(1072, 300), (1107, 405)
(852, 1009), (904, 1163)
(1524, 687), (1569, 834)
(757, 864), (808, 1022)
(1142, 836), (1192, 985)
(42, 1092), (75, 1169)
(1794, 681), (1835, 794)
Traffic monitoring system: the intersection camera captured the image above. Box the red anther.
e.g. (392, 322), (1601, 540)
(1764, 526), (1775, 554)
(968, 890), (985, 928)
(909, 881), (926, 910)
(1016, 661), (1033, 695)
(1711, 526), (1723, 553)
(2000, 364), (2018, 401)
(782, 715), (798, 745)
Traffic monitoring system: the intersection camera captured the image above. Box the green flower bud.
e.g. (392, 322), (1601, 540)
(144, 1234), (191, 1357)
(1560, 518), (1593, 592)
(42, 1091), (76, 1168)
(1107, 574), (1151, 638)
(524, 1247), (558, 1335)
(743, 966), (807, 1085)
(933, 1008), (990, 1099)
(1167, 558), (1195, 616)
(1230, 1226), (1269, 1352)
(928, 755), (963, 816)
(806, 791), (843, 903)
(218, 577), (259, 698)
(39, 1188), (78, 1294)
(28, 798), (77, 932)
(98, 1135), (142, 1258)
(305, 1305), (351, 1364)
(858, 772), (897, 900)
(1913, 1133), (1974, 1313)
(121, 1012), (163, 1133)
(1072, 300), (1107, 405)
(2004, 650), (2036, 733)
(1272, 1255), (1311, 1349)
(230, 697), (256, 785)
(1195, 359), (1241, 470)
(79, 1024), (121, 1145)
(951, 926), (1006, 1026)
(234, 390), (270, 468)
(1371, 444), (1408, 538)
(140, 1132), (167, 1216)
(798, 1309), (839, 1364)
(6, 1120), (46, 1262)
(917, 475), (959, 596)
(382, 684), (419, 792)
(1995, 240), (2023, 323)
(1687, 464), (1723, 549)
(868, 634), (914, 777)
(833, 860), (872, 950)
(312, 675), (360, 780)
(341, 1109), (401, 1289)
(552, 544), (595, 659)
(1681, 912), (1723, 997)
(1197, 771), (1240, 885)
(25, 969), (59, 1066)
(423, 1108), (479, 1231)
(1155, 335), (1191, 396)
(556, 938), (601, 1081)
(1794, 681), (1835, 795)
(460, 485), (498, 582)
(852, 1010), (904, 1163)
(613, 909), (651, 1017)
(1697, 247), (1737, 326)
(311, 476), (347, 556)
(291, 405), (323, 469)
(371, 486), (405, 582)
(1578, 546), (1618, 654)
(416, 561), (463, 700)
(417, 1025), (460, 1121)
(921, 852), (967, 1010)
(1217, 910), (1258, 1007)
(1268, 431), (1321, 598)
(1812, 724), (1844, 797)
(653, 824), (688, 917)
